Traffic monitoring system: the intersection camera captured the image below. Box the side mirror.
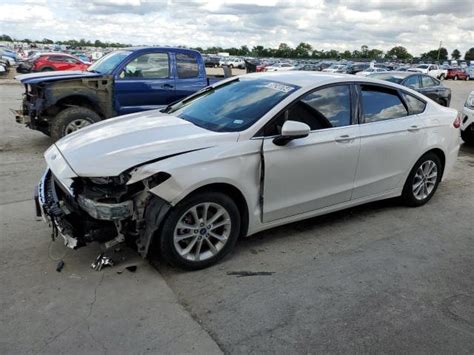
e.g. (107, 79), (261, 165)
(273, 121), (310, 146)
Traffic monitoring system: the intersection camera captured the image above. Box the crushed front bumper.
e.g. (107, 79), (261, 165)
(35, 169), (79, 248)
(36, 170), (124, 250)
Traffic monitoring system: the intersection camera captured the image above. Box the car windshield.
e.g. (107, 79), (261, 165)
(87, 50), (131, 74)
(167, 78), (300, 132)
(370, 73), (404, 83)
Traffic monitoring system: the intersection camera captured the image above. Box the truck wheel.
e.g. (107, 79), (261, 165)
(50, 107), (101, 141)
(40, 67), (54, 72)
(439, 74), (445, 80)
(158, 191), (241, 270)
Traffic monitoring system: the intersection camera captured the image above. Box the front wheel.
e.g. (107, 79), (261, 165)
(158, 192), (241, 270)
(439, 74), (445, 80)
(401, 153), (442, 207)
(50, 106), (101, 141)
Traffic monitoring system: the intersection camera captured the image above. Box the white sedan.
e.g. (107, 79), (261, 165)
(37, 72), (460, 270)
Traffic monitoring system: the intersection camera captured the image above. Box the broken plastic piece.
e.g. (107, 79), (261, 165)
(91, 253), (114, 271)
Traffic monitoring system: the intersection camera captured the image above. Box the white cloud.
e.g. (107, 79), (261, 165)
(0, 0), (472, 57)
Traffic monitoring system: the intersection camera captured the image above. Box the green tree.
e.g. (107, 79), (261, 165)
(386, 46), (413, 60)
(0, 34), (13, 42)
(294, 42), (313, 58)
(451, 49), (461, 60)
(465, 48), (474, 61)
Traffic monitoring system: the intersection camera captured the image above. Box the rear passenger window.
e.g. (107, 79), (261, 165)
(176, 53), (199, 79)
(401, 93), (426, 114)
(361, 85), (408, 122)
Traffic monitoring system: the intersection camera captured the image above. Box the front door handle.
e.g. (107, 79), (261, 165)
(407, 125), (420, 132)
(335, 134), (352, 143)
(161, 83), (174, 89)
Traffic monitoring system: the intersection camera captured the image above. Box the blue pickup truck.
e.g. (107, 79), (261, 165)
(15, 47), (225, 140)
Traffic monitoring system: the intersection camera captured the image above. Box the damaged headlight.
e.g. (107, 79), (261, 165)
(77, 195), (133, 221)
(88, 173), (130, 185)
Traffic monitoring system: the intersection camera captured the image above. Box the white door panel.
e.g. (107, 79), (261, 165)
(353, 116), (426, 199)
(262, 126), (360, 223)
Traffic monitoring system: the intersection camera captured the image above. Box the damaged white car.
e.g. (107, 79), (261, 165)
(36, 72), (461, 270)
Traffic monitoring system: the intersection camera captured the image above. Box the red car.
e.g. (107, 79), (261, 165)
(446, 68), (470, 80)
(32, 53), (89, 72)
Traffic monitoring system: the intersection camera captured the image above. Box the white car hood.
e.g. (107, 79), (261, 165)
(54, 111), (239, 177)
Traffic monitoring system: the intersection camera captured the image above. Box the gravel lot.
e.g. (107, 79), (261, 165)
(0, 79), (473, 353)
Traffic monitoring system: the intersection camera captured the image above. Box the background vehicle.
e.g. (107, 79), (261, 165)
(36, 72), (460, 270)
(369, 72), (452, 107)
(446, 68), (470, 80)
(203, 55), (220, 68)
(355, 67), (387, 76)
(461, 91), (474, 144)
(264, 63), (295, 71)
(408, 64), (447, 80)
(14, 47), (224, 140)
(225, 57), (245, 69)
(345, 62), (370, 74)
(322, 64), (347, 73)
(31, 53), (89, 72)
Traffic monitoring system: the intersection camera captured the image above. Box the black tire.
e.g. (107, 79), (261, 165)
(466, 76), (470, 81)
(439, 74), (445, 80)
(40, 67), (54, 72)
(159, 191), (241, 270)
(461, 127), (474, 145)
(401, 152), (443, 207)
(50, 106), (101, 141)
(454, 75), (458, 80)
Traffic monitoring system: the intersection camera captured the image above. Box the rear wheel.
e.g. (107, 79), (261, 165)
(50, 106), (101, 141)
(158, 191), (240, 270)
(401, 153), (442, 207)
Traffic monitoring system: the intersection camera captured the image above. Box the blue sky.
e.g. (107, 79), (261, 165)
(0, 0), (473, 56)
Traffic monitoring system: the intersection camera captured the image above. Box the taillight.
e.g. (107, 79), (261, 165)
(453, 112), (461, 128)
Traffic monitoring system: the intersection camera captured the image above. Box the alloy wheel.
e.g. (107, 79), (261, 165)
(64, 118), (92, 135)
(173, 202), (231, 261)
(412, 160), (438, 201)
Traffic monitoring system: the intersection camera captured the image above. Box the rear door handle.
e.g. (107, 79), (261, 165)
(335, 134), (353, 143)
(407, 125), (420, 132)
(161, 83), (174, 89)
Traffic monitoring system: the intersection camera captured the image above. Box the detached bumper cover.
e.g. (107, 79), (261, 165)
(37, 168), (120, 248)
(36, 169), (79, 248)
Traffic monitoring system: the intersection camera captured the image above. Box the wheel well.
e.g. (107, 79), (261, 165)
(48, 95), (103, 118)
(190, 183), (249, 237)
(425, 148), (446, 177)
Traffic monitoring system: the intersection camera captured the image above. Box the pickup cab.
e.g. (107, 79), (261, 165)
(408, 64), (447, 80)
(15, 47), (224, 140)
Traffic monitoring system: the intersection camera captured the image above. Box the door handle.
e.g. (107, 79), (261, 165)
(407, 125), (420, 132)
(335, 134), (352, 143)
(161, 83), (174, 89)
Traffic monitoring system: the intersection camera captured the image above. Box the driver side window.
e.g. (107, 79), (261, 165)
(120, 53), (169, 79)
(263, 85), (352, 136)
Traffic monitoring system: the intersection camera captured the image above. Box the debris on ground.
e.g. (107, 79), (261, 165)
(91, 253), (114, 271)
(227, 271), (275, 277)
(117, 265), (138, 274)
(56, 260), (65, 272)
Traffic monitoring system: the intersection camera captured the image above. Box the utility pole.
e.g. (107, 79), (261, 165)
(437, 41), (442, 63)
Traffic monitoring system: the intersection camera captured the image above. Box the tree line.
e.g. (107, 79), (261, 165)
(2, 34), (473, 61)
